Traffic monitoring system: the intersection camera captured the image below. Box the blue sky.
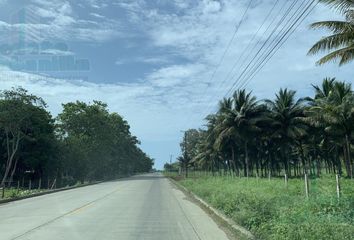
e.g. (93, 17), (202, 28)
(0, 0), (353, 169)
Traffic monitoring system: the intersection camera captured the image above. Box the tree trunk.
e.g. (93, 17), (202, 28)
(298, 142), (308, 175)
(185, 162), (188, 178)
(245, 141), (249, 178)
(281, 148), (289, 177)
(7, 156), (19, 187)
(231, 146), (237, 176)
(1, 131), (21, 187)
(344, 134), (352, 178)
(345, 133), (354, 178)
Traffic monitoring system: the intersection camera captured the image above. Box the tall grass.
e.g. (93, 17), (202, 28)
(179, 174), (354, 240)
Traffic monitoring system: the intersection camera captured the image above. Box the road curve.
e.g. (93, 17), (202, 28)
(0, 173), (230, 240)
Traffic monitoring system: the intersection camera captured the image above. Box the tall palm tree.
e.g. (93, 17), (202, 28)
(266, 89), (307, 176)
(308, 0), (354, 65)
(304, 78), (339, 175)
(232, 90), (266, 178)
(200, 114), (222, 173)
(214, 98), (239, 175)
(306, 80), (354, 178)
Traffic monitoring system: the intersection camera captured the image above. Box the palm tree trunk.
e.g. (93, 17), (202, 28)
(281, 148), (289, 177)
(231, 146), (237, 176)
(298, 142), (308, 175)
(245, 141), (249, 178)
(345, 134), (353, 178)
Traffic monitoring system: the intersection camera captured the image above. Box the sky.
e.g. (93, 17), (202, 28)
(0, 0), (352, 170)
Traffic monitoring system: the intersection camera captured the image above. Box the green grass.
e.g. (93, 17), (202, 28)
(2, 188), (45, 199)
(178, 174), (354, 240)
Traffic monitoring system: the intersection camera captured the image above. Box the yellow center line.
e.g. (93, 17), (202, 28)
(68, 202), (94, 215)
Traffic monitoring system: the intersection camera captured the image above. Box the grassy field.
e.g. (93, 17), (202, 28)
(175, 174), (354, 240)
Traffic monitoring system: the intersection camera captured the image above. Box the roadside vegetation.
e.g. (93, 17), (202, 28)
(164, 1), (354, 239)
(2, 188), (45, 199)
(178, 174), (354, 240)
(168, 77), (354, 239)
(0, 87), (153, 198)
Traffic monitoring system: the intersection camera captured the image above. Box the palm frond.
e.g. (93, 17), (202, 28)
(318, 0), (354, 13)
(315, 45), (354, 65)
(310, 20), (354, 33)
(308, 32), (354, 55)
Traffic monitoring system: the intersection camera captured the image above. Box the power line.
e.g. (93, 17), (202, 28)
(238, 2), (318, 90)
(211, 0), (283, 100)
(223, 0), (306, 98)
(180, 0), (254, 130)
(234, 0), (317, 92)
(183, 0), (317, 129)
(203, 0), (301, 114)
(202, 0), (254, 93)
(201, 0), (286, 115)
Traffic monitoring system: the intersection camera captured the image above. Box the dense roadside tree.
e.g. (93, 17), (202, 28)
(0, 88), (153, 188)
(232, 90), (266, 178)
(0, 87), (54, 187)
(178, 79), (354, 179)
(179, 129), (201, 177)
(265, 89), (307, 176)
(306, 80), (354, 178)
(57, 101), (153, 181)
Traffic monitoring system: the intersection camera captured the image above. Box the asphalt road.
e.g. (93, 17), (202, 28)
(0, 173), (230, 240)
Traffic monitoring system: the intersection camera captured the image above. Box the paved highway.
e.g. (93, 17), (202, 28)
(0, 173), (230, 240)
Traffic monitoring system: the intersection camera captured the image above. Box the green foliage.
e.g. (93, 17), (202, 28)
(4, 188), (45, 199)
(180, 175), (354, 240)
(309, 1), (354, 65)
(185, 78), (354, 180)
(0, 88), (153, 188)
(56, 100), (154, 181)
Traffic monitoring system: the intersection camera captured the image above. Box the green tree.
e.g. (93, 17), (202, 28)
(0, 87), (50, 186)
(179, 129), (201, 177)
(306, 80), (354, 178)
(266, 89), (307, 176)
(232, 90), (265, 178)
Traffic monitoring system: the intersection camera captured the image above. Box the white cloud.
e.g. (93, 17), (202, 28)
(147, 64), (206, 88)
(113, 0), (354, 125)
(115, 59), (125, 65)
(0, 1), (123, 43)
(90, 12), (105, 19)
(202, 0), (222, 14)
(0, 64), (203, 141)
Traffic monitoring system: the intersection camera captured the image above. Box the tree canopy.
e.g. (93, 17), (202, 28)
(0, 88), (153, 188)
(178, 78), (354, 179)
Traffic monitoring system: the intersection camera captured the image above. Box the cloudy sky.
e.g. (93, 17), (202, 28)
(0, 0), (352, 169)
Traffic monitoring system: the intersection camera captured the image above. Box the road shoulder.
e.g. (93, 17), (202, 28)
(168, 177), (255, 240)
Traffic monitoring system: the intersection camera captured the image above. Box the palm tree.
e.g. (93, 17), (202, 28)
(214, 98), (239, 175)
(200, 114), (222, 174)
(312, 77), (336, 99)
(232, 90), (266, 178)
(306, 80), (354, 178)
(305, 78), (340, 175)
(266, 89), (307, 176)
(308, 0), (354, 65)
